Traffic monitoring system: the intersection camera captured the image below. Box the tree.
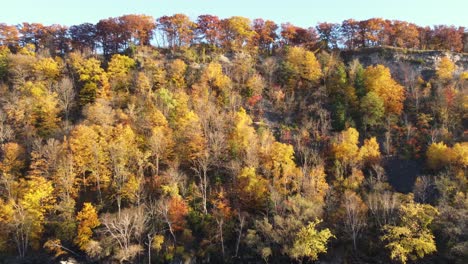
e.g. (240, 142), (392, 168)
(33, 57), (61, 81)
(69, 23), (97, 52)
(252, 18), (278, 53)
(364, 64), (405, 116)
(53, 77), (76, 122)
(101, 207), (145, 262)
(236, 167), (269, 210)
(436, 56), (455, 82)
(283, 46), (322, 89)
(290, 219), (334, 261)
(359, 137), (381, 165)
(0, 23), (19, 48)
(342, 190), (368, 250)
(381, 199), (438, 264)
(120, 14), (155, 46)
(68, 54), (109, 105)
(200, 61), (232, 94)
(107, 54), (136, 91)
(167, 59), (187, 90)
(0, 46), (10, 80)
(21, 81), (61, 137)
(360, 91), (384, 131)
(426, 142), (451, 170)
(195, 15), (221, 46)
(316, 22), (340, 49)
(148, 114), (174, 176)
(157, 14), (195, 49)
(280, 23), (317, 48)
(0, 142), (26, 198)
(96, 17), (129, 55)
(266, 142), (302, 195)
(332, 127), (361, 169)
(229, 108), (258, 165)
(12, 176), (55, 257)
(108, 124), (140, 214)
(390, 20), (420, 48)
(303, 165), (329, 206)
(429, 25), (464, 52)
(75, 203), (100, 251)
(69, 124), (111, 202)
(220, 16), (257, 51)
(249, 195), (327, 260)
(18, 22), (46, 51)
(340, 19), (361, 49)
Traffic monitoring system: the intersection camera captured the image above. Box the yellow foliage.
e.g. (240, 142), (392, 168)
(304, 165), (329, 205)
(0, 198), (14, 251)
(286, 46), (322, 84)
(0, 142), (26, 176)
(332, 127), (361, 166)
(436, 57), (455, 81)
(107, 54), (135, 79)
(265, 142), (302, 195)
(136, 72), (152, 94)
(168, 59), (187, 89)
(452, 142), (468, 167)
(364, 65), (405, 115)
(18, 43), (36, 56)
(107, 54), (136, 90)
(230, 108), (258, 160)
(426, 142), (452, 170)
(290, 219), (334, 260)
(75, 203), (100, 251)
(237, 167), (269, 208)
(69, 124), (111, 186)
(382, 200), (438, 264)
(69, 55), (110, 99)
(201, 62), (232, 91)
(122, 175), (141, 204)
(33, 57), (60, 80)
(43, 239), (66, 257)
(343, 168), (365, 191)
(359, 137), (381, 164)
(152, 235), (165, 252)
(19, 176), (55, 249)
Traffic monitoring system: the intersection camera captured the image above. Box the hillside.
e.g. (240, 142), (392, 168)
(0, 14), (467, 264)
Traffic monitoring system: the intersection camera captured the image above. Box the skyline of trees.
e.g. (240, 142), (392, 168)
(0, 14), (466, 56)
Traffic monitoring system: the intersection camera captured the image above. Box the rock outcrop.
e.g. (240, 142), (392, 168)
(341, 47), (468, 83)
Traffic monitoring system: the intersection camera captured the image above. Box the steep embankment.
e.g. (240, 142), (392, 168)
(342, 47), (467, 193)
(342, 46), (468, 83)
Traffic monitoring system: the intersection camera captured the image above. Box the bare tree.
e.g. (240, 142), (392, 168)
(367, 191), (400, 228)
(343, 191), (368, 250)
(53, 77), (76, 123)
(0, 111), (13, 143)
(192, 151), (210, 215)
(234, 211), (247, 257)
(101, 207), (145, 263)
(413, 176), (433, 203)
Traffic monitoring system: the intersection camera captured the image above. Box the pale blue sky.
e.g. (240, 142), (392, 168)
(2, 0), (467, 28)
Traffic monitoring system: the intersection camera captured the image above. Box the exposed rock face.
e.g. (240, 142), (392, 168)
(464, 32), (468, 53)
(341, 47), (468, 83)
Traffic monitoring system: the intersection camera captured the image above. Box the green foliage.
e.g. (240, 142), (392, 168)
(360, 91), (384, 129)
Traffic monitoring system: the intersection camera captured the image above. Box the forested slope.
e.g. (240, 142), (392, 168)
(0, 14), (467, 264)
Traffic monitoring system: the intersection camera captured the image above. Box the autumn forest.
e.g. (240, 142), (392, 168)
(0, 14), (467, 263)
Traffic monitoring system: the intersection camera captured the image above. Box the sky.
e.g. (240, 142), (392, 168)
(2, 0), (467, 28)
